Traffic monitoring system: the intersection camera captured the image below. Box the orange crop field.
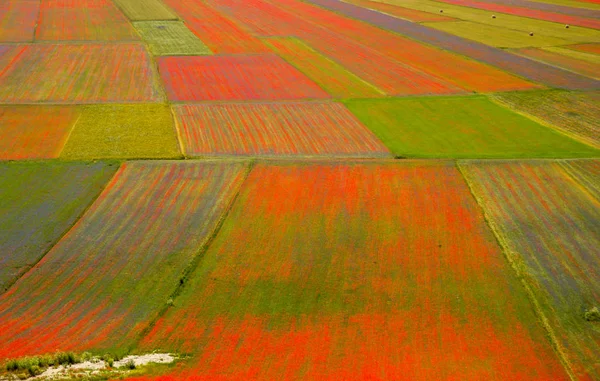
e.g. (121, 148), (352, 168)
(157, 54), (330, 101)
(162, 0), (268, 54)
(0, 106), (77, 160)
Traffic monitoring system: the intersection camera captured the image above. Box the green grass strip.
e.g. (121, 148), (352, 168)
(344, 96), (599, 158)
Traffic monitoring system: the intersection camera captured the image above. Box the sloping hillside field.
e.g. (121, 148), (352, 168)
(0, 0), (599, 379)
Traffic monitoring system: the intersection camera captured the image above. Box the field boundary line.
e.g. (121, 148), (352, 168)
(169, 105), (187, 159)
(129, 160), (256, 351)
(557, 160), (600, 203)
(57, 110), (82, 157)
(262, 36), (387, 96)
(456, 161), (577, 381)
(32, 0), (42, 42)
(0, 161), (123, 295)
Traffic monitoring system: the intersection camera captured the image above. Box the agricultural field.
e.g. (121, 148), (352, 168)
(460, 160), (600, 380)
(137, 162), (569, 380)
(0, 0), (599, 379)
(344, 96), (598, 158)
(0, 1), (38, 42)
(173, 102), (390, 157)
(35, 0), (139, 41)
(0, 161), (248, 359)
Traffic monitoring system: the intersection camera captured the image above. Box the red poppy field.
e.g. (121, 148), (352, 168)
(0, 0), (598, 379)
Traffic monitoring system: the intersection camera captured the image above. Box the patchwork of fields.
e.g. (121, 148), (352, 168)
(0, 0), (598, 380)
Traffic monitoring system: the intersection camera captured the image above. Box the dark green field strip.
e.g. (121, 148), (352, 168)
(133, 21), (212, 56)
(0, 161), (118, 292)
(111, 0), (178, 21)
(344, 96), (599, 158)
(460, 159), (600, 380)
(0, 161), (248, 359)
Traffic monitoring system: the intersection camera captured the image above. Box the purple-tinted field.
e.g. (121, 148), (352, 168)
(0, 161), (117, 293)
(0, 44), (163, 103)
(157, 54), (330, 101)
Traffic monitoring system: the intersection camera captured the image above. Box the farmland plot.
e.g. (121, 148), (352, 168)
(0, 161), (248, 359)
(374, 0), (600, 42)
(36, 0), (138, 41)
(460, 159), (600, 380)
(163, 0), (269, 54)
(173, 102), (390, 157)
(344, 96), (599, 158)
(133, 21), (212, 56)
(435, 0), (600, 29)
(492, 90), (600, 148)
(264, 38), (385, 98)
(342, 0), (458, 22)
(511, 48), (599, 79)
(269, 0), (541, 92)
(0, 161), (117, 293)
(0, 106), (78, 160)
(60, 104), (181, 159)
(302, 0), (600, 89)
(0, 1), (38, 42)
(301, 28), (463, 96)
(564, 43), (600, 55)
(112, 0), (178, 21)
(0, 44), (163, 103)
(424, 21), (570, 48)
(157, 54), (330, 101)
(137, 161), (568, 380)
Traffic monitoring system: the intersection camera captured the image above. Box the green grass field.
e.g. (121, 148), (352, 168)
(344, 96), (599, 158)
